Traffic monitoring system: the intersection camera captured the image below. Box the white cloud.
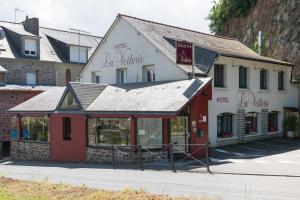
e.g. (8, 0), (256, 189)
(0, 0), (214, 36)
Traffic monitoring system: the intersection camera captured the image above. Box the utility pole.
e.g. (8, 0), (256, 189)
(258, 30), (262, 55)
(14, 8), (24, 23)
(70, 28), (90, 64)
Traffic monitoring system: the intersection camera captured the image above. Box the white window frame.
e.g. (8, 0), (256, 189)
(143, 65), (156, 82)
(116, 68), (127, 84)
(92, 71), (101, 84)
(24, 39), (37, 57)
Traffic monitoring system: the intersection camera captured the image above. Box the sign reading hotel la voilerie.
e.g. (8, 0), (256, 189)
(176, 41), (193, 65)
(102, 43), (144, 67)
(237, 91), (269, 108)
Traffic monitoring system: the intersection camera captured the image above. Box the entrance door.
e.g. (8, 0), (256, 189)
(170, 116), (189, 153)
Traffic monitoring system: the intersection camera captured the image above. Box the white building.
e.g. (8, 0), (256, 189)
(78, 14), (298, 147)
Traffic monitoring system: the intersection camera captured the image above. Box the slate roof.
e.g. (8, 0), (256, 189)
(119, 14), (293, 74)
(9, 87), (65, 112)
(86, 78), (211, 114)
(0, 20), (101, 62)
(68, 82), (107, 109)
(10, 78), (211, 114)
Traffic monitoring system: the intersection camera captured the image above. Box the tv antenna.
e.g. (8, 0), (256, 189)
(14, 7), (24, 23)
(70, 28), (90, 64)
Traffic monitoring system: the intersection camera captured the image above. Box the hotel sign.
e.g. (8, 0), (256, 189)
(176, 41), (193, 65)
(237, 91), (269, 108)
(102, 43), (144, 68)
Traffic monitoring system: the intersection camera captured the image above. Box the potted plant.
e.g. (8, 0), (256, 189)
(249, 128), (257, 135)
(283, 115), (299, 138)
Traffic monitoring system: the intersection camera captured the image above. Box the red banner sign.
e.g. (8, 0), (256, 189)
(176, 41), (193, 65)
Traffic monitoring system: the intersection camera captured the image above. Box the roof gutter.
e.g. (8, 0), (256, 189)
(220, 54), (294, 67)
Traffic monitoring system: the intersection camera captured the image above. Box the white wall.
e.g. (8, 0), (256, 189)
(208, 56), (298, 146)
(79, 18), (187, 84)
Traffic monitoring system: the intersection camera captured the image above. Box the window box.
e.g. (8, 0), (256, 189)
(222, 132), (233, 138)
(249, 128), (258, 135)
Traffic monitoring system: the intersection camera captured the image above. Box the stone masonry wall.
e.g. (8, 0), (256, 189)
(86, 146), (168, 164)
(0, 58), (56, 85)
(10, 140), (50, 160)
(0, 90), (42, 141)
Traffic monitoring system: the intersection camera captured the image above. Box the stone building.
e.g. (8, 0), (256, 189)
(0, 17), (101, 155)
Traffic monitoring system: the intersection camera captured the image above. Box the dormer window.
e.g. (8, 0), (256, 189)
(24, 38), (38, 57)
(69, 46), (87, 63)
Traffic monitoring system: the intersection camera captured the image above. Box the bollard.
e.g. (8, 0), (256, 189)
(169, 143), (175, 172)
(205, 142), (210, 173)
(138, 145), (143, 171)
(112, 145), (115, 169)
(0, 141), (2, 160)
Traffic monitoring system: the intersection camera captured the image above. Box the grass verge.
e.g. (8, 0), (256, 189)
(0, 176), (216, 200)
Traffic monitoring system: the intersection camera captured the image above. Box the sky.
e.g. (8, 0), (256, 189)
(0, 0), (214, 36)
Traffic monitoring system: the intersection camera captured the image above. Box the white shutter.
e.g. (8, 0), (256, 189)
(26, 72), (36, 85)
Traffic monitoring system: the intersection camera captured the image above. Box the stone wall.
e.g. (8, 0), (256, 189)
(86, 146), (168, 164)
(217, 0), (300, 76)
(0, 58), (56, 85)
(0, 90), (42, 141)
(10, 140), (50, 160)
(54, 63), (84, 86)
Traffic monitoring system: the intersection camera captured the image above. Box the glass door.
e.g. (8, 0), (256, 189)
(170, 116), (189, 153)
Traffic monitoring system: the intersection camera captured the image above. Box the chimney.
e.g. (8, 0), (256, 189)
(23, 16), (39, 36)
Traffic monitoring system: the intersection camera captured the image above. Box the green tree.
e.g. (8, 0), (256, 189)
(207, 0), (257, 33)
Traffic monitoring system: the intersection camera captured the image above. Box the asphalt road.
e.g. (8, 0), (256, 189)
(208, 138), (300, 176)
(0, 160), (300, 200)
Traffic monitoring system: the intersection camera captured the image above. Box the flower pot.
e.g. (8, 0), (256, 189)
(287, 131), (296, 138)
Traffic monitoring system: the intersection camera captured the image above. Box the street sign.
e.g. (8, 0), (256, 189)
(176, 40), (193, 65)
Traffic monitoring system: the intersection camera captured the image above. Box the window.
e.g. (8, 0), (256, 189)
(268, 112), (278, 132)
(217, 113), (233, 138)
(137, 118), (162, 148)
(21, 117), (48, 142)
(88, 118), (131, 146)
(214, 64), (225, 87)
(92, 71), (101, 84)
(239, 66), (248, 88)
(66, 69), (71, 84)
(69, 46), (87, 63)
(163, 37), (176, 47)
(63, 117), (71, 140)
(60, 91), (80, 110)
(260, 69), (267, 89)
(116, 68), (127, 84)
(143, 65), (155, 82)
(26, 72), (36, 85)
(24, 39), (37, 57)
(278, 71), (284, 90)
(170, 117), (188, 151)
(245, 112), (257, 134)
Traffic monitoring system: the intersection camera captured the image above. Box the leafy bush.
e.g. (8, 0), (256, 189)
(283, 115), (299, 132)
(207, 0), (257, 33)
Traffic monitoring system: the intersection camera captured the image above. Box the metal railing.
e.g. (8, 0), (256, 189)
(109, 143), (210, 172)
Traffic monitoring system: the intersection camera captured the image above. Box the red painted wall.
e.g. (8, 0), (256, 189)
(50, 114), (87, 162)
(189, 82), (212, 158)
